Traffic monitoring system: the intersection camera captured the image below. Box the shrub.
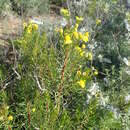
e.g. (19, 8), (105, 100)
(69, 0), (130, 129)
(0, 0), (9, 15)
(0, 0), (130, 129)
(9, 0), (49, 16)
(0, 8), (123, 129)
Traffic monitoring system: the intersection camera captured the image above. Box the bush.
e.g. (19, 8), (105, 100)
(0, 0), (9, 15)
(3, 0), (49, 16)
(0, 1), (130, 129)
(0, 9), (123, 129)
(69, 0), (130, 129)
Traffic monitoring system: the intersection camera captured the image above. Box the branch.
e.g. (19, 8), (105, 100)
(57, 49), (69, 111)
(0, 68), (21, 90)
(33, 72), (45, 93)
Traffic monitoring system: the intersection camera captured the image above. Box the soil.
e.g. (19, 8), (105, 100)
(0, 11), (61, 45)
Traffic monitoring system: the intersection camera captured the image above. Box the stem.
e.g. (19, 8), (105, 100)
(57, 49), (69, 111)
(61, 50), (69, 81)
(27, 103), (31, 129)
(8, 126), (11, 130)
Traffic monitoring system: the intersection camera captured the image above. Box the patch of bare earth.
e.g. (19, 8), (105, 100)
(0, 12), (61, 44)
(0, 14), (22, 43)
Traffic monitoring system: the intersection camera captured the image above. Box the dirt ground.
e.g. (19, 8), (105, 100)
(0, 11), (61, 45)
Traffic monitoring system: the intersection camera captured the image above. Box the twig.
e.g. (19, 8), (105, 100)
(50, 4), (61, 10)
(27, 103), (31, 130)
(12, 68), (21, 80)
(0, 68), (21, 90)
(33, 72), (45, 93)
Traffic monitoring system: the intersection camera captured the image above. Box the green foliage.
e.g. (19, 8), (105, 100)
(69, 0), (130, 129)
(0, 0), (9, 15)
(0, 0), (130, 129)
(0, 0), (49, 16)
(15, 0), (49, 15)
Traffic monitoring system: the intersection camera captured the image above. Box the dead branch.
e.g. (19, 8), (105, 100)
(33, 72), (45, 93)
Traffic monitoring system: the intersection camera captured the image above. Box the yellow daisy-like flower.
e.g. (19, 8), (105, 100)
(32, 108), (36, 112)
(77, 79), (86, 88)
(8, 115), (13, 121)
(76, 16), (84, 23)
(60, 8), (70, 17)
(73, 31), (79, 39)
(81, 44), (86, 49)
(96, 19), (101, 25)
(64, 35), (72, 45)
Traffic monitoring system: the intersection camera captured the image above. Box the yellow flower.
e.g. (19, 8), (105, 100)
(64, 35), (72, 45)
(81, 44), (86, 49)
(82, 35), (89, 42)
(74, 23), (79, 31)
(23, 22), (27, 29)
(79, 32), (83, 39)
(77, 79), (86, 88)
(55, 27), (63, 34)
(8, 115), (13, 121)
(27, 27), (32, 34)
(77, 71), (81, 76)
(32, 108), (36, 112)
(32, 23), (38, 30)
(60, 8), (70, 17)
(94, 70), (98, 75)
(59, 28), (63, 34)
(80, 51), (85, 57)
(76, 16), (83, 23)
(26, 23), (38, 34)
(96, 19), (101, 25)
(73, 31), (79, 39)
(84, 32), (89, 37)
(75, 46), (82, 53)
(79, 33), (89, 42)
(75, 46), (85, 57)
(86, 52), (93, 61)
(88, 52), (93, 60)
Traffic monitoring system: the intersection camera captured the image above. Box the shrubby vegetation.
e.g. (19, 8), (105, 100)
(0, 0), (130, 129)
(0, 0), (49, 16)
